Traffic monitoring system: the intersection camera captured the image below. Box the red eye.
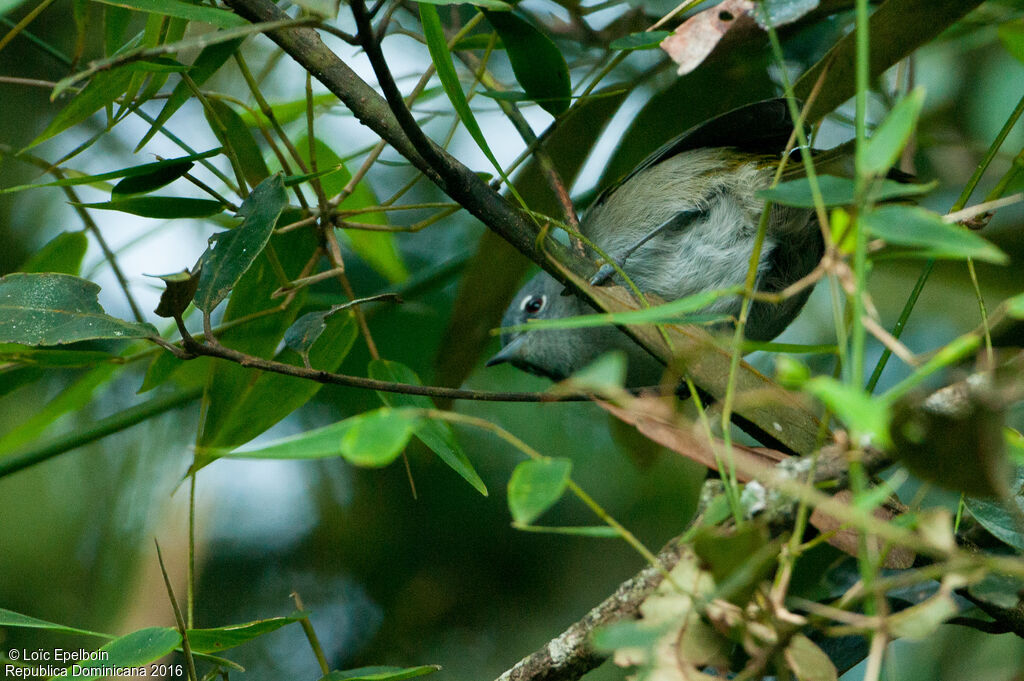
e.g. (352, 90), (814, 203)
(523, 296), (545, 314)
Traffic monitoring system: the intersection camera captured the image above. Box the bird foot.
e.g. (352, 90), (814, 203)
(589, 262), (620, 286)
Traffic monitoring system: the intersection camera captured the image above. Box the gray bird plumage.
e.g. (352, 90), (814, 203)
(488, 101), (826, 385)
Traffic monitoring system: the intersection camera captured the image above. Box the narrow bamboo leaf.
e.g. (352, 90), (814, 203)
(420, 4), (507, 176)
(204, 98), (270, 189)
(135, 37), (245, 151)
(862, 88), (926, 176)
(91, 0), (246, 28)
(73, 628), (181, 673)
(194, 226), (315, 447)
(0, 149), (220, 195)
(295, 137), (408, 282)
(481, 9), (570, 116)
(511, 524), (619, 537)
(236, 93), (338, 127)
(757, 175), (937, 208)
(0, 345), (115, 368)
(862, 205), (1008, 264)
(610, 31), (670, 50)
(320, 665), (441, 681)
(477, 89), (529, 102)
(200, 312), (358, 452)
(18, 231), (88, 275)
(104, 5), (133, 57)
(194, 174), (288, 313)
(414, 0), (510, 8)
(215, 425), (349, 460)
(112, 161), (193, 196)
(0, 607), (108, 638)
(76, 197), (225, 219)
(368, 359), (487, 495)
(26, 68), (134, 150)
(452, 34), (504, 51)
(120, 57), (188, 73)
(0, 273), (156, 345)
(186, 615), (303, 654)
(507, 458), (571, 525)
(340, 408), (422, 468)
(966, 494), (1024, 552)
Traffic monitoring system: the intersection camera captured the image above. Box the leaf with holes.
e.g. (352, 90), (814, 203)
(194, 174), (288, 313)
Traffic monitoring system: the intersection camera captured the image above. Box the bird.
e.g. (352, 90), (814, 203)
(487, 98), (827, 386)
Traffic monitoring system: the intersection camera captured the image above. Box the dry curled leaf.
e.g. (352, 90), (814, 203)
(660, 0), (756, 75)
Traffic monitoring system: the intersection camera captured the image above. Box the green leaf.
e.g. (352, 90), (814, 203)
(420, 2), (511, 188)
(0, 149), (221, 195)
(864, 204), (1007, 262)
(187, 615), (303, 653)
(368, 359), (487, 496)
(75, 196), (225, 219)
(120, 56), (189, 73)
(0, 607), (108, 638)
(803, 377), (890, 447)
(0, 273), (157, 345)
(757, 175), (937, 208)
(965, 468), (1024, 551)
(1007, 291), (1024, 319)
(862, 205), (1008, 264)
(194, 174), (288, 313)
(510, 524), (619, 537)
(610, 31), (670, 51)
(217, 419), (356, 461)
(112, 160), (194, 196)
(192, 226), (316, 449)
(414, 0), (511, 8)
(481, 10), (570, 116)
(998, 19), (1024, 64)
(0, 345), (115, 368)
(591, 620), (667, 652)
(507, 458), (572, 525)
(340, 408), (422, 468)
(136, 37), (245, 151)
(204, 98), (270, 190)
(74, 627), (181, 672)
(693, 526), (779, 605)
(862, 87), (926, 176)
(320, 665), (441, 681)
(200, 311), (358, 452)
(91, 0), (246, 28)
(18, 231), (88, 275)
(236, 93), (339, 128)
(26, 68), (134, 149)
(293, 137), (408, 283)
(785, 634), (837, 681)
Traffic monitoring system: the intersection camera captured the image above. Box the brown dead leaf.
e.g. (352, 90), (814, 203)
(597, 394), (788, 481)
(809, 490), (915, 569)
(661, 0), (756, 75)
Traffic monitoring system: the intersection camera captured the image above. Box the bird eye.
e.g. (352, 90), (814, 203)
(521, 295), (546, 315)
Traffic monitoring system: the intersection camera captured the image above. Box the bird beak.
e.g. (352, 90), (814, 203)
(486, 335), (526, 367)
